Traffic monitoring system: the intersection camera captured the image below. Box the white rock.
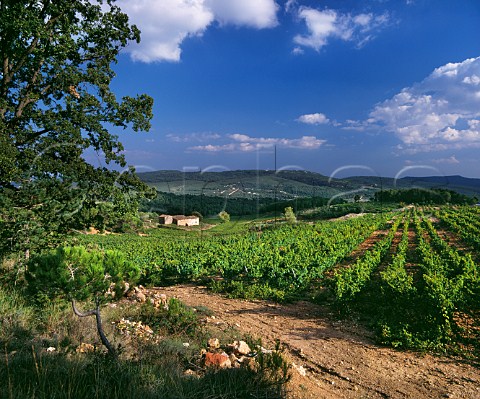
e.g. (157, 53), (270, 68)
(234, 340), (251, 355)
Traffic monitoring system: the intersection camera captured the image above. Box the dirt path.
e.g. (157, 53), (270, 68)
(160, 285), (479, 399)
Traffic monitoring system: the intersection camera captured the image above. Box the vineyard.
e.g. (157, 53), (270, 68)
(79, 206), (480, 356)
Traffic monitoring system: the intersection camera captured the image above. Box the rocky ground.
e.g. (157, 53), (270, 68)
(155, 284), (479, 399)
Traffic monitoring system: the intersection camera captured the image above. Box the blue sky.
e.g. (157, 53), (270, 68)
(103, 0), (480, 178)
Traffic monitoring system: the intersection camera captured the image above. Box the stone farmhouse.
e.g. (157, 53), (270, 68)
(159, 214), (199, 227)
(159, 214), (173, 224)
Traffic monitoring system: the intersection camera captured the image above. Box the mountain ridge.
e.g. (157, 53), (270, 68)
(137, 170), (480, 199)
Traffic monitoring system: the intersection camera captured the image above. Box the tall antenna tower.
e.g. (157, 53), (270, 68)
(274, 144), (277, 172)
(274, 145), (277, 225)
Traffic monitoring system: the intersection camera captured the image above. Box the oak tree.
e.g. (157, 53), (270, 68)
(0, 0), (154, 259)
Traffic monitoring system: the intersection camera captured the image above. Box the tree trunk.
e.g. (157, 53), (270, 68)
(71, 298), (116, 357)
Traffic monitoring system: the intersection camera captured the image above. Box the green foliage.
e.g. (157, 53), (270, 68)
(283, 207), (296, 224)
(77, 206), (480, 354)
(374, 188), (475, 205)
(142, 190), (343, 218)
(300, 202), (396, 220)
(26, 246), (140, 355)
(143, 191), (269, 217)
(218, 211), (230, 223)
(27, 246), (140, 303)
(437, 206), (480, 262)
(0, 0), (154, 260)
(79, 213), (391, 300)
(332, 216), (402, 300)
(380, 217), (414, 294)
(411, 210), (479, 339)
(340, 207), (480, 353)
(137, 298), (200, 337)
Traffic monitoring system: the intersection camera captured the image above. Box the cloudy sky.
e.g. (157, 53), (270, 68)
(106, 0), (480, 178)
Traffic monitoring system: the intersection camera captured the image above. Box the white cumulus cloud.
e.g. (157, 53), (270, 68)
(367, 57), (480, 152)
(117, 0), (279, 62)
(189, 134), (326, 152)
(293, 7), (389, 52)
(167, 132), (221, 142)
(118, 0), (213, 62)
(205, 0), (278, 28)
(296, 113), (330, 125)
(431, 155), (460, 165)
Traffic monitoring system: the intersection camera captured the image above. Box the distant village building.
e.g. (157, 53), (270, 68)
(159, 214), (199, 227)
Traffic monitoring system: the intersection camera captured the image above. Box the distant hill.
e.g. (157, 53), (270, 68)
(343, 175), (480, 198)
(137, 170), (480, 200)
(137, 169), (350, 200)
(398, 175), (480, 197)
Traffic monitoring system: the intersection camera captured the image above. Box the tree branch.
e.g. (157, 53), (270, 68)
(71, 298), (116, 357)
(14, 130), (49, 146)
(14, 59), (46, 118)
(15, 97), (36, 119)
(71, 299), (97, 317)
(93, 297), (116, 357)
(6, 12), (61, 84)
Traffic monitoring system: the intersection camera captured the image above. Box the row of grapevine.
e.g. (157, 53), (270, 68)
(79, 213), (395, 297)
(79, 206), (479, 352)
(421, 214), (477, 280)
(435, 207), (480, 251)
(331, 215), (402, 300)
(444, 207), (480, 228)
(380, 211), (414, 294)
(413, 209), (479, 337)
(328, 207), (479, 350)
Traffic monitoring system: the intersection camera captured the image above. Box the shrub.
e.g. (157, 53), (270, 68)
(27, 246), (140, 356)
(218, 211), (230, 223)
(283, 207), (296, 224)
